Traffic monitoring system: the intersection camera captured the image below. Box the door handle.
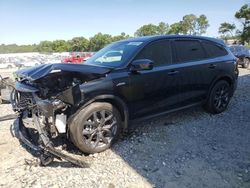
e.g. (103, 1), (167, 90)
(208, 64), (217, 69)
(168, 70), (179, 75)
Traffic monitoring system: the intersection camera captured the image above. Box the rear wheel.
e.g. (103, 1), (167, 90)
(242, 58), (250, 68)
(205, 80), (231, 114)
(69, 102), (122, 154)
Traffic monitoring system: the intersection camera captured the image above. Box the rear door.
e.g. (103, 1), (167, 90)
(201, 40), (230, 84)
(171, 39), (211, 105)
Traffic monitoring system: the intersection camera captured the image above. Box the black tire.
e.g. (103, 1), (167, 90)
(69, 102), (122, 154)
(205, 80), (231, 114)
(242, 58), (250, 69)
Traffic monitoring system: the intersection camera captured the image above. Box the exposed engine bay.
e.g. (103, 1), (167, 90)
(8, 63), (110, 167)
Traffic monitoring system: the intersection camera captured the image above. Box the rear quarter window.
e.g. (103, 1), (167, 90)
(202, 41), (228, 58)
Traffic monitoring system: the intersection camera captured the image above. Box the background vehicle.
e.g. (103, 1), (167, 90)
(12, 36), (238, 165)
(63, 55), (84, 63)
(14, 59), (40, 68)
(0, 59), (15, 69)
(62, 52), (92, 64)
(14, 59), (26, 68)
(229, 45), (250, 68)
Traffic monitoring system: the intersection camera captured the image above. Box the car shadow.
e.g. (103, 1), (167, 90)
(109, 72), (250, 187)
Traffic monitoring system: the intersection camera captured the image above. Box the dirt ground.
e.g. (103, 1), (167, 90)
(0, 67), (250, 188)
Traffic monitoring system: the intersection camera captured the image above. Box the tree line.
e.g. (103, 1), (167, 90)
(135, 14), (209, 36)
(0, 3), (249, 54)
(0, 32), (130, 54)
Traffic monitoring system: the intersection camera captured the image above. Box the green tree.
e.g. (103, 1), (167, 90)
(52, 40), (69, 52)
(89, 33), (113, 51)
(196, 15), (210, 35)
(218, 22), (236, 37)
(235, 4), (250, 43)
(37, 41), (53, 53)
(134, 24), (159, 36)
(157, 22), (169, 35)
(134, 22), (170, 36)
(168, 22), (183, 34)
(181, 14), (197, 34)
(0, 43), (38, 53)
(112, 32), (130, 42)
(68, 37), (89, 52)
(168, 14), (209, 35)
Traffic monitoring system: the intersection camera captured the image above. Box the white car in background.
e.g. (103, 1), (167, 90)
(0, 62), (15, 69)
(15, 60), (41, 68)
(25, 60), (40, 67)
(48, 59), (62, 64)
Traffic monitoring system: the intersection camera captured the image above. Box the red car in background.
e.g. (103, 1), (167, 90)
(62, 52), (92, 64)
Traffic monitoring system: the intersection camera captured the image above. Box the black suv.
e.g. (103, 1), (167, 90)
(229, 45), (250, 68)
(11, 36), (238, 164)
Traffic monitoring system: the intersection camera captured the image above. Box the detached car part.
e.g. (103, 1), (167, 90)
(9, 63), (122, 167)
(0, 75), (14, 104)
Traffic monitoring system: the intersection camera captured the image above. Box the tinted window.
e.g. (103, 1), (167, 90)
(203, 42), (228, 58)
(174, 40), (206, 62)
(135, 40), (172, 66)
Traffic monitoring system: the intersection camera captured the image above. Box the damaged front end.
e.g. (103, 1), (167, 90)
(11, 63), (110, 167)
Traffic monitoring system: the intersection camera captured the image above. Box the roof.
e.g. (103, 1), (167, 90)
(120, 35), (226, 46)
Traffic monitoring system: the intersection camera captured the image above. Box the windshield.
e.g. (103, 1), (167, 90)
(85, 41), (143, 68)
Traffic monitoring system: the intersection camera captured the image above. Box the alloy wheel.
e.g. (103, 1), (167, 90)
(81, 110), (117, 149)
(213, 84), (230, 111)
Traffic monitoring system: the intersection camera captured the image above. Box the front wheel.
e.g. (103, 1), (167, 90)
(69, 102), (122, 154)
(204, 80), (231, 114)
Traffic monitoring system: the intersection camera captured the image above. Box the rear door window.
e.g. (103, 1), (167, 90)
(174, 40), (206, 62)
(202, 41), (228, 58)
(135, 40), (172, 66)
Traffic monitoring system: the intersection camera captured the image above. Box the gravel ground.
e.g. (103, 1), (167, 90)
(0, 68), (250, 188)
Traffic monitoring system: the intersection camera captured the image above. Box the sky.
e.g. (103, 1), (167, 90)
(0, 0), (249, 45)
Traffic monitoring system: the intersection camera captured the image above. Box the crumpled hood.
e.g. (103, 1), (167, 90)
(15, 63), (111, 81)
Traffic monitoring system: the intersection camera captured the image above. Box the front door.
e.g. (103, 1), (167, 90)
(127, 39), (180, 118)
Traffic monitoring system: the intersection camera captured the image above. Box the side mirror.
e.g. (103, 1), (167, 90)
(130, 59), (153, 72)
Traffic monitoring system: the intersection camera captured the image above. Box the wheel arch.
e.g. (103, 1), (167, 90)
(70, 94), (129, 132)
(207, 75), (234, 100)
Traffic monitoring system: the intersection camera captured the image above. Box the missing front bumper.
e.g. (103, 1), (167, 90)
(12, 113), (89, 168)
